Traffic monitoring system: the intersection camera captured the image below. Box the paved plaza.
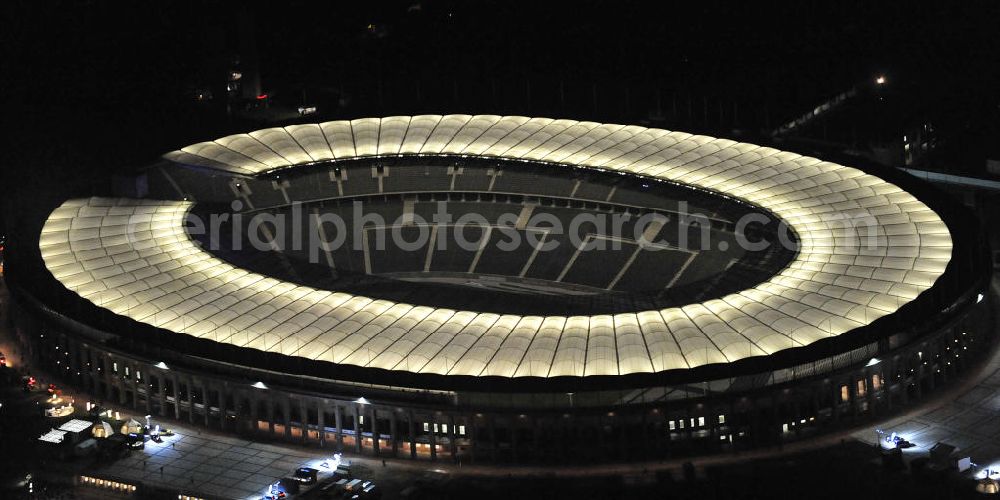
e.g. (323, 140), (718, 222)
(95, 431), (336, 499)
(94, 433), (367, 500)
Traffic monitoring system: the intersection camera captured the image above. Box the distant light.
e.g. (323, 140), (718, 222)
(252, 381), (267, 389)
(978, 293), (984, 303)
(356, 397), (369, 405)
(256, 94), (268, 100)
(866, 357), (881, 367)
(875, 75), (886, 85)
(154, 362), (168, 370)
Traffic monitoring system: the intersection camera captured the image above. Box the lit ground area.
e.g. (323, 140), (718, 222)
(92, 431), (393, 499)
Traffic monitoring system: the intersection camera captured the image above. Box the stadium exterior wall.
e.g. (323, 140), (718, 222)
(8, 277), (993, 464)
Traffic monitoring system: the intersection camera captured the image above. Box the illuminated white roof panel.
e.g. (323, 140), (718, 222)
(59, 419), (94, 433)
(39, 429), (68, 444)
(42, 116), (953, 378)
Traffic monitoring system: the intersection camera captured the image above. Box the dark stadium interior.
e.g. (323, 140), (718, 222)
(185, 158), (796, 316)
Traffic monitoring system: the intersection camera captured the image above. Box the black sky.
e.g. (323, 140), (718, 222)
(1, 1), (997, 198)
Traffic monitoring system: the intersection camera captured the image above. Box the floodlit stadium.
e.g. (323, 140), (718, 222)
(11, 116), (993, 463)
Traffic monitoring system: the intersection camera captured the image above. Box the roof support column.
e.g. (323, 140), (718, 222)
(129, 362), (140, 412)
(389, 410), (398, 457)
(468, 414), (477, 464)
(371, 407), (380, 456)
(448, 415), (457, 462)
(334, 403), (344, 451)
(171, 374), (181, 420)
(510, 416), (518, 463)
(202, 380), (211, 428)
(317, 401), (326, 448)
(267, 396), (276, 436)
(353, 404), (362, 453)
(864, 369), (877, 417)
(117, 361), (128, 407)
(429, 418), (437, 461)
(88, 347), (101, 397)
(300, 398), (309, 444)
(249, 390), (260, 436)
(186, 377), (196, 424)
(217, 383), (227, 431)
(407, 411), (417, 459)
(283, 397), (292, 440)
(489, 415), (497, 462)
(157, 372), (167, 418)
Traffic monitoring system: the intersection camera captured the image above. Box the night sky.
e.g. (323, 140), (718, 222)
(2, 1), (997, 208)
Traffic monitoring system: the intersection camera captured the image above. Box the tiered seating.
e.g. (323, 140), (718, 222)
(493, 170), (575, 197)
(572, 180), (614, 202)
(382, 165), (451, 193)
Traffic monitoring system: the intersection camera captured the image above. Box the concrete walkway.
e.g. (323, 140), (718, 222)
(99, 430), (335, 500)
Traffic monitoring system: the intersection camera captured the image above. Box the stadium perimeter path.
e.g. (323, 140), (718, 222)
(1, 276), (998, 498)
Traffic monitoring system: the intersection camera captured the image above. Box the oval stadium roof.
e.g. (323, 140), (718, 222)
(40, 116), (952, 378)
